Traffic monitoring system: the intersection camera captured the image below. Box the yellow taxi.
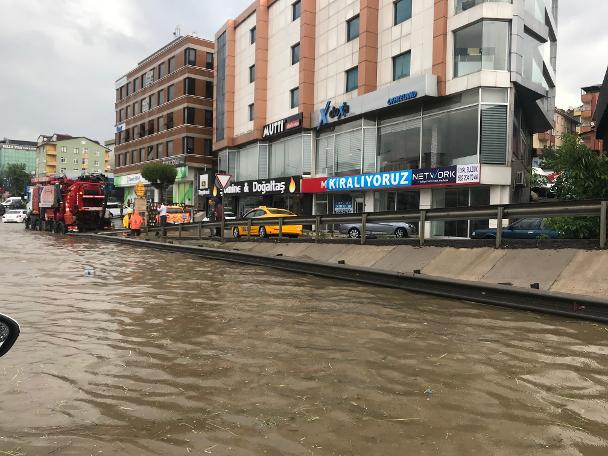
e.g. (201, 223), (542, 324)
(232, 206), (302, 238)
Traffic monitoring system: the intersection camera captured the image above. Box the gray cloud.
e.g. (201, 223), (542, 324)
(0, 0), (606, 142)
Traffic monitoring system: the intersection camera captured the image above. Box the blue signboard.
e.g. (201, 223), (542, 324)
(387, 90), (418, 106)
(326, 170), (412, 191)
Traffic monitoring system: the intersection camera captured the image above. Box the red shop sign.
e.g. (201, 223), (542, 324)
(301, 177), (328, 193)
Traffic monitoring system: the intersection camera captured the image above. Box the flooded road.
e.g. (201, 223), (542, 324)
(1, 223), (607, 455)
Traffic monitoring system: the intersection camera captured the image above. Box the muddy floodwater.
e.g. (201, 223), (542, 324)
(1, 223), (607, 455)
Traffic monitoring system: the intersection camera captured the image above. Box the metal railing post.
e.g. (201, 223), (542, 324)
(198, 222), (202, 239)
(220, 218), (225, 242)
(601, 201), (607, 249)
(278, 217), (283, 239)
(496, 206), (503, 249)
(247, 219), (252, 240)
(419, 210), (426, 246)
(361, 213), (367, 245)
(315, 216), (320, 243)
(178, 223), (182, 238)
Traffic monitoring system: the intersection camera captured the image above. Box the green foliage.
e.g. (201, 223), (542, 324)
(542, 134), (608, 238)
(140, 163), (177, 201)
(0, 163), (30, 196)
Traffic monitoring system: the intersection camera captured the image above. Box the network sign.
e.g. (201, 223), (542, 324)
(326, 170), (412, 191)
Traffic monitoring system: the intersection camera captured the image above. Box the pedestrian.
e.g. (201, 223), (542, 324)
(122, 208), (133, 230)
(129, 211), (143, 236)
(159, 202), (167, 227)
(214, 199), (224, 237)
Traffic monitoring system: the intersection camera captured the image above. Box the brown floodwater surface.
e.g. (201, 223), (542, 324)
(0, 223), (607, 455)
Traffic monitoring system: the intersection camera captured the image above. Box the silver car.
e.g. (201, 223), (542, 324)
(338, 221), (417, 238)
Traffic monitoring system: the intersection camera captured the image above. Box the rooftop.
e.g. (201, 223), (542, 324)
(0, 138), (37, 147)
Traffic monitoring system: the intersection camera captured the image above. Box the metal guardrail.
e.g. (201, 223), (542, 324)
(121, 199), (608, 249)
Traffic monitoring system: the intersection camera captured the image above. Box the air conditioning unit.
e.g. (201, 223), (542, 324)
(514, 171), (526, 187)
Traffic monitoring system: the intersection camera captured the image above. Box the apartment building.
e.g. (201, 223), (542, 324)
(576, 84), (604, 153)
(532, 107), (578, 164)
(0, 139), (37, 174)
(214, 0), (557, 237)
(35, 134), (109, 178)
(114, 35), (214, 206)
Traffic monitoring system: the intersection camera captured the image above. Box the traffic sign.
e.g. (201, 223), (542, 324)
(215, 174), (232, 190)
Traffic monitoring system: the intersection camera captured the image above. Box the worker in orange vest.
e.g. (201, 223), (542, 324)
(129, 211), (144, 236)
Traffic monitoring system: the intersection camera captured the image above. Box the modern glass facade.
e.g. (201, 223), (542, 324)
(0, 143), (37, 174)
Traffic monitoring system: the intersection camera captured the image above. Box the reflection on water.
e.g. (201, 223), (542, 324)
(0, 223), (607, 455)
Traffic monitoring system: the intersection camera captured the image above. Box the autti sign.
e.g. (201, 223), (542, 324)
(302, 164), (480, 192)
(262, 113), (303, 139)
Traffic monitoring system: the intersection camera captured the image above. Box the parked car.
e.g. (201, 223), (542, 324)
(105, 201), (127, 218)
(2, 209), (27, 223)
(197, 210), (237, 223)
(338, 221), (417, 239)
(232, 206), (302, 238)
(1, 197), (24, 208)
(471, 218), (561, 239)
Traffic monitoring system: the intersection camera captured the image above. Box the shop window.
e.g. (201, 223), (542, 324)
(205, 52), (214, 70)
(345, 66), (358, 92)
(431, 187), (490, 237)
(379, 118), (421, 171)
(393, 51), (411, 81)
(335, 129), (363, 176)
(375, 191), (420, 212)
(394, 0), (412, 26)
(291, 42), (300, 65)
(183, 136), (195, 154)
(290, 87), (299, 109)
(249, 64), (255, 83)
(185, 48), (196, 66)
(422, 105), (478, 168)
(184, 107), (195, 125)
(292, 0), (301, 21)
(238, 145), (259, 181)
(347, 15), (359, 42)
(185, 77), (196, 96)
(270, 136), (303, 178)
(454, 20), (510, 77)
(250, 26), (256, 44)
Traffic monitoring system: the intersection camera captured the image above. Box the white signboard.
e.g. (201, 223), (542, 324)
(456, 164), (481, 184)
(199, 174), (209, 190)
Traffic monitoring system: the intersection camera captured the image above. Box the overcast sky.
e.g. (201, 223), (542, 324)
(0, 0), (606, 143)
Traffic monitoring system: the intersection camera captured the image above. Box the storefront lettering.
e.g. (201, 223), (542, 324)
(387, 91), (418, 106)
(326, 170), (412, 191)
(222, 176), (300, 195)
(319, 101), (350, 128)
(262, 114), (302, 139)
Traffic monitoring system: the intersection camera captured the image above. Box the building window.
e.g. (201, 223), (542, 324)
(158, 116), (165, 132)
(158, 62), (166, 78)
(250, 26), (256, 44)
(133, 102), (139, 115)
(60, 156), (66, 163)
(133, 78), (138, 92)
(146, 146), (155, 161)
(393, 51), (411, 81)
(184, 107), (195, 124)
(205, 52), (214, 70)
(394, 0), (412, 26)
(166, 112), (174, 129)
(204, 138), (212, 155)
(346, 66), (358, 92)
(158, 89), (165, 105)
(167, 84), (175, 101)
(292, 0), (301, 21)
(126, 105), (131, 118)
(204, 110), (213, 127)
(183, 136), (195, 154)
(84, 147), (88, 154)
(185, 77), (196, 95)
(249, 64), (255, 83)
(166, 140), (174, 156)
(94, 160), (99, 166)
(157, 142), (164, 158)
(74, 148), (79, 154)
(454, 20), (510, 77)
(185, 48), (196, 66)
(290, 87), (299, 109)
(60, 168), (66, 174)
(248, 103), (254, 121)
(347, 15), (360, 41)
(205, 80), (213, 98)
(168, 56), (176, 73)
(291, 42), (300, 65)
(73, 158), (78, 165)
(61, 146), (67, 153)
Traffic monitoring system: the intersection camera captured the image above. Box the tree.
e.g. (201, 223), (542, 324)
(542, 133), (608, 238)
(140, 163), (177, 202)
(0, 163), (30, 197)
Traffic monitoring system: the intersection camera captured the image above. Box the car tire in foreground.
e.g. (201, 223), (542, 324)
(394, 227), (408, 238)
(347, 227), (361, 239)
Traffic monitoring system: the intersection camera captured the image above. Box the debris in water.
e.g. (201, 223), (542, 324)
(424, 388), (433, 399)
(84, 265), (95, 277)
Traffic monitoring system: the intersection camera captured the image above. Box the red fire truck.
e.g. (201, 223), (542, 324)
(26, 175), (111, 233)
